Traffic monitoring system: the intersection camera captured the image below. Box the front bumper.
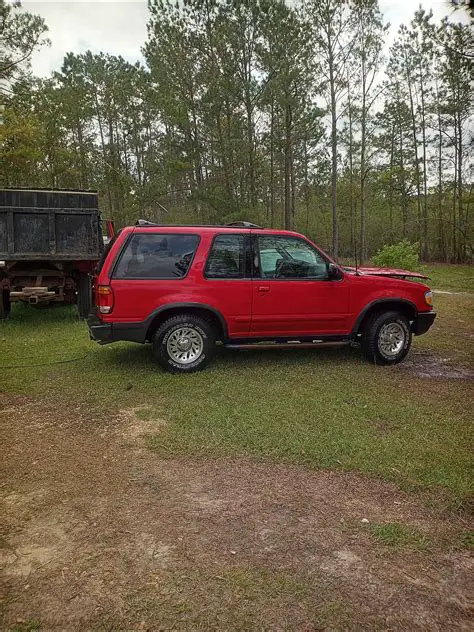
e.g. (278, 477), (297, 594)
(412, 311), (436, 336)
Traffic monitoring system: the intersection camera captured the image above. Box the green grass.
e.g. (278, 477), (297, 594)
(454, 530), (474, 551)
(421, 263), (474, 292)
(125, 566), (348, 630)
(9, 622), (41, 632)
(0, 265), (472, 506)
(367, 522), (430, 550)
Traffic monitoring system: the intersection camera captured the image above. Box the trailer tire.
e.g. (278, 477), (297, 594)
(0, 290), (11, 319)
(77, 273), (91, 319)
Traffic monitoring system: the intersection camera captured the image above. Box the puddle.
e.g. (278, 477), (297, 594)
(399, 352), (473, 380)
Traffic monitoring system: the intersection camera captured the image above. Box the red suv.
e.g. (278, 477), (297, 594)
(88, 221), (436, 373)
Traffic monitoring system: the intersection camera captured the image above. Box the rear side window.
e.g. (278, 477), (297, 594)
(113, 233), (199, 279)
(205, 234), (245, 279)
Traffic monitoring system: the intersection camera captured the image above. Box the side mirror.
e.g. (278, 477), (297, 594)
(327, 263), (342, 280)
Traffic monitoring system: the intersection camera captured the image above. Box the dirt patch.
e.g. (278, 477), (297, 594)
(1, 395), (472, 630)
(398, 350), (474, 380)
(117, 407), (167, 443)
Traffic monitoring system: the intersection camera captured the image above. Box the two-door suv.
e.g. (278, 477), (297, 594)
(87, 221), (436, 373)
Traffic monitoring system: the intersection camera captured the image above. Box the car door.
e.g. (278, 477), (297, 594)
(201, 232), (252, 337)
(250, 233), (350, 337)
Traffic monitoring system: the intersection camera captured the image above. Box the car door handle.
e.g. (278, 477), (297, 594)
(257, 285), (270, 292)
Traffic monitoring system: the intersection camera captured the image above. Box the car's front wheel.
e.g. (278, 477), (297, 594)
(362, 311), (412, 365)
(152, 314), (216, 373)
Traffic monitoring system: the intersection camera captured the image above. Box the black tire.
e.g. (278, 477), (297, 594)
(361, 310), (412, 365)
(152, 314), (216, 373)
(77, 273), (92, 319)
(0, 290), (11, 319)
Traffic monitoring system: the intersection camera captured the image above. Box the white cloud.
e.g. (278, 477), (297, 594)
(23, 1), (148, 76)
(22, 0), (471, 78)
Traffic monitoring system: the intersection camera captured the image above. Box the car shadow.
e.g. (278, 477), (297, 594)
(217, 342), (361, 367)
(97, 341), (363, 374)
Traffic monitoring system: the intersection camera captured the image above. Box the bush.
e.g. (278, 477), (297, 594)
(372, 240), (420, 270)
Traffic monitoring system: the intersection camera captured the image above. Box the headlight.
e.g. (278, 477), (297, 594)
(424, 290), (433, 306)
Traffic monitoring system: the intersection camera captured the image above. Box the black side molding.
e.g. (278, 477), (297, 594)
(87, 303), (229, 345)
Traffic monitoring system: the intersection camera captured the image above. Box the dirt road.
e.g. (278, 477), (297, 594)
(1, 394), (472, 630)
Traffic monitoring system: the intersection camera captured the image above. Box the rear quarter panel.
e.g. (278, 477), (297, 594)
(100, 230), (252, 337)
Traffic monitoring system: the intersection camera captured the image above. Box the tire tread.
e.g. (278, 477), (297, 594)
(362, 310), (411, 365)
(153, 313), (216, 373)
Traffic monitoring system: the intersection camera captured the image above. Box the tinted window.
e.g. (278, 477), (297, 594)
(114, 233), (199, 279)
(257, 235), (327, 279)
(205, 234), (245, 279)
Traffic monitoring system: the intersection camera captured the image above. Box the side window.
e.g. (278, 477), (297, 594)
(113, 233), (199, 279)
(205, 234), (245, 279)
(257, 235), (328, 279)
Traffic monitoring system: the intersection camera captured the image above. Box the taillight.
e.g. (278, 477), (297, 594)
(96, 285), (114, 314)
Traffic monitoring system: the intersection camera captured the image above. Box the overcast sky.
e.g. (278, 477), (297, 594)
(22, 0), (470, 77)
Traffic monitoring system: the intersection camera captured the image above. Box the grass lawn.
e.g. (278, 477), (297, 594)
(1, 265), (472, 508)
(422, 263), (474, 292)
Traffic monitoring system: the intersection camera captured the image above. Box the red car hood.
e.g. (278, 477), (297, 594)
(344, 266), (429, 280)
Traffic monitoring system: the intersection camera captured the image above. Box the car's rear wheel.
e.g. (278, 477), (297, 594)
(362, 310), (411, 365)
(153, 314), (216, 373)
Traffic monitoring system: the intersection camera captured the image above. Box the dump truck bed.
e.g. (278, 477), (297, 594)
(0, 188), (102, 261)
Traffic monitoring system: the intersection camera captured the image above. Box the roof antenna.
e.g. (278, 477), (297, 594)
(353, 228), (360, 275)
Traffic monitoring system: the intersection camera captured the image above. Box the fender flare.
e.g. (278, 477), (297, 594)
(145, 302), (228, 340)
(351, 298), (418, 335)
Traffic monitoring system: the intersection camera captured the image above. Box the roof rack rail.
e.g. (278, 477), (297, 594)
(135, 219), (264, 229)
(225, 221), (262, 228)
(136, 219), (158, 226)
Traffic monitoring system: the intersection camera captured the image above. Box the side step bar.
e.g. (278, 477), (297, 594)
(225, 340), (351, 351)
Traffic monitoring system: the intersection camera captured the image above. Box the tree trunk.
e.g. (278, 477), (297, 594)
(270, 98), (275, 228)
(94, 92), (113, 219)
(284, 101), (292, 230)
(436, 87), (445, 261)
(304, 139), (311, 233)
(389, 121), (395, 240)
(420, 75), (429, 260)
(456, 111), (464, 261)
(328, 48), (338, 258)
(360, 55), (367, 263)
(347, 73), (355, 263)
(246, 91), (256, 209)
(398, 118), (408, 238)
(407, 77), (422, 253)
(290, 142), (296, 227)
(452, 118), (458, 262)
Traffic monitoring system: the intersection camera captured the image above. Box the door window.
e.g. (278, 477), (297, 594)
(113, 233), (199, 279)
(257, 235), (328, 279)
(205, 234), (245, 279)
